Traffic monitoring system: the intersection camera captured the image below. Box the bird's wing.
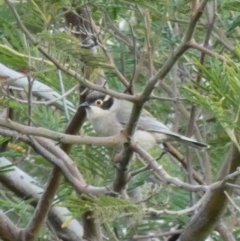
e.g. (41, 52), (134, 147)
(116, 104), (172, 134)
(116, 106), (207, 149)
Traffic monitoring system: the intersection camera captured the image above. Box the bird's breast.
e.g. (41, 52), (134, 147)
(90, 116), (123, 137)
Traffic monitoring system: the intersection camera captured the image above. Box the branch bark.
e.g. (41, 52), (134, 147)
(0, 117), (126, 146)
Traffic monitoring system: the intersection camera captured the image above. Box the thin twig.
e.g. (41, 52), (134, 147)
(145, 190), (209, 215)
(224, 191), (240, 214)
(128, 165), (151, 180)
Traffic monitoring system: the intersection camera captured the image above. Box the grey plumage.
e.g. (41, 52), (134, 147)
(80, 91), (208, 150)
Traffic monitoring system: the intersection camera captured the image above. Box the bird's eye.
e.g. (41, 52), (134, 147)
(95, 99), (103, 106)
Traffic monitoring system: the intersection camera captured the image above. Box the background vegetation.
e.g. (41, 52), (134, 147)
(1, 0), (240, 241)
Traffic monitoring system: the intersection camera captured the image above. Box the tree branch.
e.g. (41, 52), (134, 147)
(0, 157), (83, 241)
(0, 117), (126, 146)
(179, 144), (240, 241)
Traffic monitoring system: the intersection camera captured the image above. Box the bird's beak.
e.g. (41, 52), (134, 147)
(79, 102), (90, 108)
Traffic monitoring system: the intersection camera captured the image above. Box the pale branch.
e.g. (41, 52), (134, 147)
(0, 63), (75, 112)
(192, 0), (198, 12)
(142, 10), (154, 77)
(0, 157), (83, 241)
(185, 104), (196, 203)
(0, 118), (126, 146)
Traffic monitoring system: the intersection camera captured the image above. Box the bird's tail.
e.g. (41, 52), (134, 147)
(169, 134), (208, 150)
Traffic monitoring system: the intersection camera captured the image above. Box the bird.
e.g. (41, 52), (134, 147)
(79, 91), (208, 150)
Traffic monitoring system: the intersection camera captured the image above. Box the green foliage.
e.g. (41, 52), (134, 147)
(0, 164), (14, 174)
(38, 31), (111, 69)
(32, 105), (64, 130)
(222, 1), (240, 12)
(184, 60), (240, 148)
(63, 194), (142, 222)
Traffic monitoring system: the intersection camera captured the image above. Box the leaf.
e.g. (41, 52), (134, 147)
(184, 59), (240, 145)
(223, 1), (240, 12)
(62, 194), (142, 224)
(0, 164), (15, 174)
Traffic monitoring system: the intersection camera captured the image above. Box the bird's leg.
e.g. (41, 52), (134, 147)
(156, 147), (168, 161)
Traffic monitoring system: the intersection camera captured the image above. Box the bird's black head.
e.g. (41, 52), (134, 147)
(80, 91), (114, 110)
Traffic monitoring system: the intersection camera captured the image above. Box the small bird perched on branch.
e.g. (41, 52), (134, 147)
(79, 91), (208, 150)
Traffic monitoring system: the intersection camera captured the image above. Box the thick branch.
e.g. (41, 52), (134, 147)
(0, 117), (126, 146)
(0, 210), (21, 241)
(179, 144), (240, 241)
